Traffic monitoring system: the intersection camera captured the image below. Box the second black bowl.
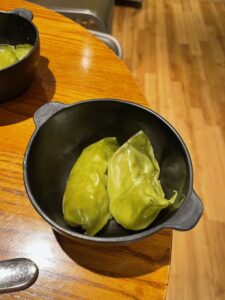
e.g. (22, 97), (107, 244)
(0, 8), (40, 102)
(24, 99), (203, 245)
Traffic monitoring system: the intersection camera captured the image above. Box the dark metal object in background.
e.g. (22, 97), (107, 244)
(0, 258), (38, 294)
(115, 0), (143, 8)
(0, 8), (40, 102)
(24, 99), (203, 245)
(28, 0), (114, 33)
(27, 0), (123, 57)
(90, 30), (123, 58)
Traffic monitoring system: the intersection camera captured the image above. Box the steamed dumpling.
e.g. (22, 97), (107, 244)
(15, 44), (33, 60)
(0, 44), (33, 70)
(63, 137), (119, 236)
(108, 131), (177, 230)
(0, 45), (18, 70)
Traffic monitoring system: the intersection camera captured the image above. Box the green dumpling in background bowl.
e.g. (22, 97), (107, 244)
(0, 44), (33, 70)
(0, 45), (18, 70)
(15, 44), (33, 60)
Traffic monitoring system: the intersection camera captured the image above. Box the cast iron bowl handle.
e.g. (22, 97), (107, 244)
(10, 8), (33, 22)
(163, 190), (203, 230)
(34, 102), (68, 128)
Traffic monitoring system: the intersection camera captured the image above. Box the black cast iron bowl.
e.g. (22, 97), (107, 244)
(0, 8), (40, 102)
(24, 99), (203, 245)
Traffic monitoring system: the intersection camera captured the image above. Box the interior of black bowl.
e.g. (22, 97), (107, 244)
(0, 12), (37, 46)
(25, 100), (192, 239)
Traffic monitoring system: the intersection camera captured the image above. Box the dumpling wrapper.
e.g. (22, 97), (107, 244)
(108, 131), (177, 230)
(0, 45), (18, 70)
(63, 137), (119, 236)
(0, 44), (33, 70)
(15, 44), (33, 60)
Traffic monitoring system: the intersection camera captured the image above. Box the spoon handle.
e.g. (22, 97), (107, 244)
(0, 258), (38, 294)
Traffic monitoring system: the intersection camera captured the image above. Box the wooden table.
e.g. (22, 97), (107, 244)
(0, 1), (172, 299)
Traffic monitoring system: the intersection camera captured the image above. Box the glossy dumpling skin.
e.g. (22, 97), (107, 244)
(108, 131), (177, 230)
(63, 138), (119, 236)
(0, 44), (33, 70)
(0, 45), (18, 70)
(15, 44), (33, 60)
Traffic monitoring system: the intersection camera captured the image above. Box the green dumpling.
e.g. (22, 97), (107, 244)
(0, 45), (18, 70)
(0, 44), (33, 70)
(108, 131), (177, 230)
(63, 137), (119, 236)
(15, 44), (33, 60)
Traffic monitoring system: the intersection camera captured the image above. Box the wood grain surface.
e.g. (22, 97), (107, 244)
(0, 1), (172, 299)
(113, 0), (225, 299)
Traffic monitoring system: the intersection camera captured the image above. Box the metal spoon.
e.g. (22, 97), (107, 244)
(0, 258), (38, 294)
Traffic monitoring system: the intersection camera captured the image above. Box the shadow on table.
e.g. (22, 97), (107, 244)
(54, 230), (171, 278)
(0, 56), (56, 126)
